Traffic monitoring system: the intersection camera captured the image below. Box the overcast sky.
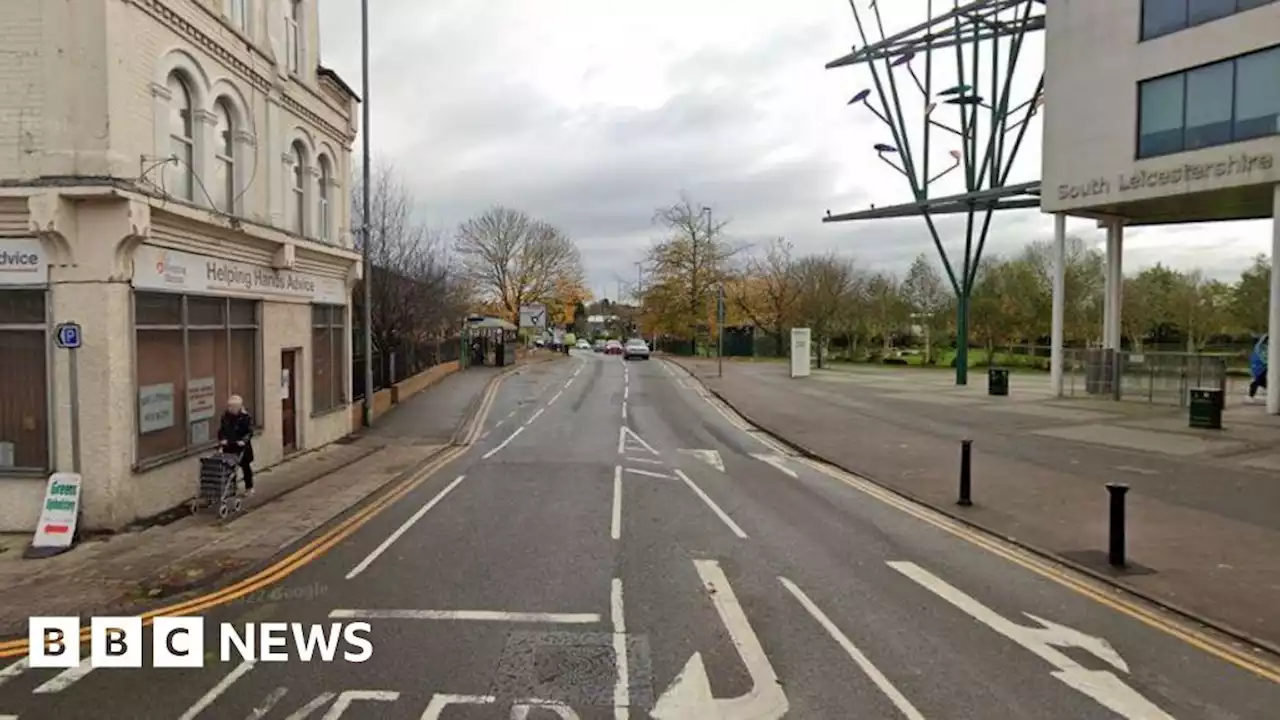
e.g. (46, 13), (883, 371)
(316, 0), (1270, 301)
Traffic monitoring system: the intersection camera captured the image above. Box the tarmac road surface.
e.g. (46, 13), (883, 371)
(1, 351), (1277, 719)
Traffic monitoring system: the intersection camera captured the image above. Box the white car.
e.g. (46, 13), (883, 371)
(576, 339), (591, 350)
(623, 339), (650, 360)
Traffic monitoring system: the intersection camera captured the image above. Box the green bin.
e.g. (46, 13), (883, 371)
(1188, 388), (1223, 429)
(987, 367), (1009, 397)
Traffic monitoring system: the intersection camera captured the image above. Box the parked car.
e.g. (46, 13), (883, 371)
(593, 339), (607, 353)
(623, 338), (650, 361)
(576, 339), (592, 350)
(605, 340), (624, 356)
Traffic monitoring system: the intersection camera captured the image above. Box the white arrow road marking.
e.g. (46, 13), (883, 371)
(624, 467), (675, 479)
(346, 475), (467, 580)
(888, 561), (1175, 720)
(680, 449), (724, 472)
(512, 699), (581, 719)
(283, 692), (336, 720)
(651, 559), (787, 719)
(627, 457), (665, 465)
(750, 454), (797, 478)
(421, 694), (496, 719)
(177, 660), (255, 720)
(329, 609), (600, 624)
(673, 469), (747, 539)
(319, 690), (398, 719)
(32, 658), (93, 693)
(779, 578), (924, 720)
(619, 426), (660, 456)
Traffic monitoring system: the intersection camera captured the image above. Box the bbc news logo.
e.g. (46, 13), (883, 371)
(28, 617), (373, 668)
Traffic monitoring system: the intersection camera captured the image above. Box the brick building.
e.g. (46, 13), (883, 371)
(0, 0), (361, 530)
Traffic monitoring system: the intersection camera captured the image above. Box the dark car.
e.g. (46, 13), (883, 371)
(593, 339), (607, 353)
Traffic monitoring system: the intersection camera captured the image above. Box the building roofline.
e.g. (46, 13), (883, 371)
(318, 66), (360, 102)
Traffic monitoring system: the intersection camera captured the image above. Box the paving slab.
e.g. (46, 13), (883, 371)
(1033, 424), (1248, 456)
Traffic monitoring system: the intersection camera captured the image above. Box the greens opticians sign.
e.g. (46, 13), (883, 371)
(1057, 152), (1274, 202)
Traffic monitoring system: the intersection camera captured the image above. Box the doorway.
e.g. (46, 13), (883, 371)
(280, 349), (298, 454)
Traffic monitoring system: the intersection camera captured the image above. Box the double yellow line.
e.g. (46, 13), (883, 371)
(677, 362), (1280, 685)
(0, 371), (507, 660)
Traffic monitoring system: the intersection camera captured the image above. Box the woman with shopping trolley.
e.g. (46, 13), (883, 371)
(216, 394), (255, 497)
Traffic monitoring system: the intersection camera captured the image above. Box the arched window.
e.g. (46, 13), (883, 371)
(290, 141), (307, 235)
(167, 73), (194, 201)
(213, 100), (235, 213)
(286, 0), (303, 74)
(318, 156), (332, 242)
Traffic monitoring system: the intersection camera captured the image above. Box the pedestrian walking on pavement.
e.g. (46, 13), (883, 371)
(1248, 334), (1268, 400)
(217, 394), (256, 496)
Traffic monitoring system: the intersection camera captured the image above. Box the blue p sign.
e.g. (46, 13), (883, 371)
(55, 323), (82, 349)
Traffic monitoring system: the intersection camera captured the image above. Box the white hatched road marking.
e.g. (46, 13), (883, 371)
(673, 469), (747, 539)
(346, 475), (467, 579)
(32, 658), (93, 694)
(177, 660), (255, 720)
(328, 609), (601, 624)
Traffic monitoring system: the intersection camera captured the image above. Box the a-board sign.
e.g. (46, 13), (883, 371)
(790, 328), (812, 378)
(27, 472), (83, 558)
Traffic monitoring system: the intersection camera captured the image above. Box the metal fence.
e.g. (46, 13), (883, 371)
(1063, 348), (1229, 407)
(351, 336), (462, 401)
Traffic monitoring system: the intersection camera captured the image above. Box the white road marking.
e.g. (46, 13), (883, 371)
(480, 431), (491, 440)
(618, 426), (660, 456)
(319, 690), (398, 719)
(574, 365), (583, 377)
(780, 578), (924, 719)
(244, 686), (290, 720)
(1115, 465), (1158, 475)
(549, 390), (564, 405)
(507, 410), (516, 418)
(329, 609), (601, 624)
(282, 692), (336, 720)
(32, 658), (93, 693)
(751, 453), (798, 478)
(494, 419), (505, 427)
(513, 700), (581, 719)
(612, 578), (631, 719)
(177, 660), (256, 720)
(526, 408), (545, 425)
(421, 694), (496, 719)
(622, 401), (627, 420)
(652, 560), (787, 718)
(0, 658), (27, 689)
(482, 426), (526, 460)
(678, 379), (689, 389)
(673, 469), (747, 539)
(345, 474), (467, 579)
(888, 561), (1174, 719)
(624, 385), (629, 399)
(626, 457), (664, 465)
(624, 467), (674, 479)
(565, 378), (575, 389)
(612, 466), (623, 540)
(679, 449), (724, 472)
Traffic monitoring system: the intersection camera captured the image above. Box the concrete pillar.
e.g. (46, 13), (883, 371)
(1107, 223), (1124, 350)
(1267, 184), (1280, 414)
(1103, 227), (1114, 349)
(1050, 214), (1067, 397)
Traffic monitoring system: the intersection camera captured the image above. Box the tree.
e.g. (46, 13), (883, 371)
(901, 253), (949, 363)
(644, 195), (739, 349)
(1231, 254), (1269, 335)
(453, 206), (585, 326)
(732, 238), (800, 355)
(862, 272), (908, 352)
(352, 164), (467, 362)
(794, 254), (855, 367)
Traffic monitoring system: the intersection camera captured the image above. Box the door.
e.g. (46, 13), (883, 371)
(280, 350), (297, 453)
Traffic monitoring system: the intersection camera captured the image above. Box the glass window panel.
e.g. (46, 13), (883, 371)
(1188, 0), (1235, 25)
(1184, 61), (1235, 150)
(135, 292), (182, 326)
(187, 328), (228, 446)
(0, 329), (48, 469)
(188, 296), (226, 326)
(1234, 46), (1280, 141)
(1237, 0), (1277, 10)
(0, 289), (45, 324)
(137, 329), (187, 460)
(167, 75), (191, 139)
(1142, 0), (1188, 39)
(1138, 74), (1186, 157)
(229, 328), (257, 418)
(312, 325), (333, 412)
(311, 305), (327, 326)
(229, 299), (257, 326)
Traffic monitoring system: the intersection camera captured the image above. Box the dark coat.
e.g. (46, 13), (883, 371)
(216, 410), (255, 463)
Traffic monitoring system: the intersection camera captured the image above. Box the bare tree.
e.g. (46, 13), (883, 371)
(645, 195), (740, 346)
(731, 238), (801, 355)
(453, 206), (585, 326)
(352, 164), (467, 365)
(901, 253), (950, 363)
(795, 254), (855, 367)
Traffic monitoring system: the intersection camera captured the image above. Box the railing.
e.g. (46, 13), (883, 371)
(1063, 348), (1229, 407)
(352, 337), (462, 401)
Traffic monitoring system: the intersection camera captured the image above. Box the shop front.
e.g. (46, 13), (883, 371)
(0, 231), (356, 532)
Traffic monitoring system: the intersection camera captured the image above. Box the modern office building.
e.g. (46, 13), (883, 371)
(0, 0), (361, 530)
(1041, 0), (1280, 406)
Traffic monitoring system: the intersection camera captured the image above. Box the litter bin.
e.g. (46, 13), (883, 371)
(1188, 388), (1223, 429)
(987, 367), (1009, 397)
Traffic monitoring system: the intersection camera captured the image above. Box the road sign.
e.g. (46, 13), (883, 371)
(55, 322), (82, 349)
(520, 304), (547, 329)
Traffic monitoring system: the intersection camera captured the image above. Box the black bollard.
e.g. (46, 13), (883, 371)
(1106, 482), (1129, 568)
(958, 439), (973, 506)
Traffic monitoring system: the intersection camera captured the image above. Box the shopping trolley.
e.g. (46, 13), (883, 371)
(192, 445), (245, 519)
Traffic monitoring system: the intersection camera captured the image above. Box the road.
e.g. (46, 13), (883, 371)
(1, 351), (1277, 719)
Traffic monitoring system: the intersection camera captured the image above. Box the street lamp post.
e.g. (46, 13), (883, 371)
(359, 0), (374, 428)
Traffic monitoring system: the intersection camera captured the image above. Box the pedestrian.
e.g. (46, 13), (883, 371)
(1248, 334), (1268, 401)
(217, 394), (255, 496)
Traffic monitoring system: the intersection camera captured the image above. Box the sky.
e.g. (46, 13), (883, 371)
(315, 0), (1272, 302)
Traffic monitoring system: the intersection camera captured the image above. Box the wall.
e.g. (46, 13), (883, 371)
(1041, 0), (1280, 213)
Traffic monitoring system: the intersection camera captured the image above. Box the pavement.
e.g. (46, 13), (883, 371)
(668, 357), (1280, 653)
(0, 348), (1275, 719)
